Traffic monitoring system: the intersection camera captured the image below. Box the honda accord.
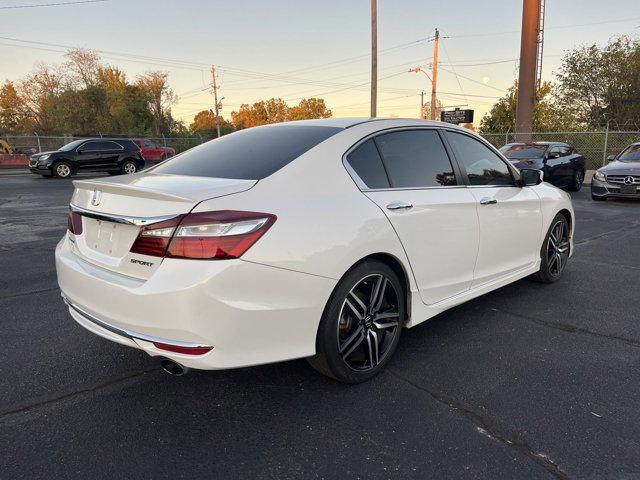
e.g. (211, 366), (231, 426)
(55, 119), (574, 383)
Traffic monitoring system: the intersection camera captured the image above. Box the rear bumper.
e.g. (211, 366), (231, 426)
(55, 236), (336, 370)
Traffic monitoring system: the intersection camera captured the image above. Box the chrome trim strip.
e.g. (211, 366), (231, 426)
(363, 185), (466, 192)
(69, 204), (178, 226)
(62, 294), (212, 349)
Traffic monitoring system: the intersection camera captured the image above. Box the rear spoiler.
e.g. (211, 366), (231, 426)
(73, 179), (195, 203)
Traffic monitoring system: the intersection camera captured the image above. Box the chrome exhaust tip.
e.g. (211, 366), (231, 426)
(160, 358), (189, 376)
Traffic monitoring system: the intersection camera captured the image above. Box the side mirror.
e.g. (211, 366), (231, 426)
(520, 168), (543, 186)
(607, 155), (616, 162)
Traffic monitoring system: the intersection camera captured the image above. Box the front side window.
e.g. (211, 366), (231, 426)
(345, 139), (390, 189)
(446, 131), (514, 186)
(79, 141), (100, 152)
(373, 130), (457, 188)
(152, 124), (342, 180)
(59, 139), (85, 152)
(559, 146), (572, 156)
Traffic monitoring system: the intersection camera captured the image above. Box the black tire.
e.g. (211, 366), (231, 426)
(591, 194), (606, 201)
(529, 213), (570, 283)
(307, 260), (405, 383)
(567, 169), (584, 192)
(52, 161), (73, 179)
(161, 152), (168, 161)
(121, 160), (138, 175)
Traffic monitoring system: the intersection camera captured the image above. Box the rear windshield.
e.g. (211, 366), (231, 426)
(499, 144), (547, 159)
(618, 144), (640, 162)
(151, 124), (342, 179)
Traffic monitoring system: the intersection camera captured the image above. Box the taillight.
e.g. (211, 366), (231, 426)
(130, 211), (276, 260)
(130, 216), (184, 257)
(67, 211), (83, 235)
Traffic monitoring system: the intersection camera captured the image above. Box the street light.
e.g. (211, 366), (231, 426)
(409, 67), (432, 118)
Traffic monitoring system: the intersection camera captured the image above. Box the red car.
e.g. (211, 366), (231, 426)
(134, 139), (175, 162)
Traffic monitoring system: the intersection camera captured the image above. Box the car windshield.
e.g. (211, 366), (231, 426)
(618, 145), (640, 162)
(59, 139), (85, 151)
(499, 144), (547, 159)
(150, 124), (342, 180)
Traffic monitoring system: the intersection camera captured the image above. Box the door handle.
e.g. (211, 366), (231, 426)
(479, 198), (498, 205)
(386, 201), (413, 210)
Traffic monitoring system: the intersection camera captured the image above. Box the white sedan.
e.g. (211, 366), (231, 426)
(56, 119), (574, 383)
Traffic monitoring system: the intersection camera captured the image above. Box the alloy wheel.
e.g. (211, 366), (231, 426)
(547, 220), (569, 276)
(56, 163), (71, 178)
(337, 274), (400, 371)
(124, 162), (137, 174)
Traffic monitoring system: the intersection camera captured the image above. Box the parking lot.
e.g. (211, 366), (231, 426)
(1, 174), (639, 479)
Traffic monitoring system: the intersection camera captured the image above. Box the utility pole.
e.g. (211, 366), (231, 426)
(420, 91), (425, 118)
(430, 28), (439, 121)
(211, 65), (221, 138)
(514, 0), (541, 141)
(370, 0), (377, 117)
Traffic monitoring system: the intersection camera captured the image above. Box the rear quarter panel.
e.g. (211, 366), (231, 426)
(192, 122), (417, 289)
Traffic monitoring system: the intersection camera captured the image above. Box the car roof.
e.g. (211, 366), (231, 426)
(277, 117), (454, 130)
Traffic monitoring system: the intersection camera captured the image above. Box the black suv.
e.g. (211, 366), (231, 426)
(29, 138), (145, 178)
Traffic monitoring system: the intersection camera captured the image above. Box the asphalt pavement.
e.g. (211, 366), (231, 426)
(1, 174), (639, 479)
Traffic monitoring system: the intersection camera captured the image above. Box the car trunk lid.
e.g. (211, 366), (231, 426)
(68, 173), (256, 279)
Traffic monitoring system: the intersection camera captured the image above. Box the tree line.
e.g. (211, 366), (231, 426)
(0, 48), (332, 138)
(480, 36), (640, 132)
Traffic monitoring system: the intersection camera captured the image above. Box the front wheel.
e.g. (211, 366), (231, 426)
(529, 213), (570, 283)
(52, 161), (73, 179)
(568, 169), (584, 191)
(591, 194), (606, 201)
(308, 260), (405, 383)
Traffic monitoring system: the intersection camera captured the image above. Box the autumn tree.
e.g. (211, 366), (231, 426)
(555, 36), (640, 128)
(64, 48), (101, 89)
(479, 81), (577, 133)
(287, 98), (332, 121)
(231, 98), (289, 129)
(231, 97), (332, 130)
(189, 110), (234, 136)
(0, 82), (25, 133)
(136, 71), (177, 135)
(421, 99), (443, 120)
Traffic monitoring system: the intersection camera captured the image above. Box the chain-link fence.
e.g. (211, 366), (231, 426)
(4, 130), (640, 171)
(481, 130), (640, 170)
(2, 134), (215, 158)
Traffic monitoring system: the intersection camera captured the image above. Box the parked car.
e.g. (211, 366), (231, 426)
(134, 139), (175, 162)
(591, 142), (640, 201)
(56, 119), (574, 383)
(499, 141), (586, 191)
(29, 138), (145, 179)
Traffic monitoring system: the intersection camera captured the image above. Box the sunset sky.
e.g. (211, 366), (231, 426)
(2, 0), (639, 125)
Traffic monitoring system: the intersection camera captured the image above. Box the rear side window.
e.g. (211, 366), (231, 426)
(346, 139), (390, 189)
(151, 125), (342, 180)
(374, 130), (457, 188)
(446, 131), (513, 186)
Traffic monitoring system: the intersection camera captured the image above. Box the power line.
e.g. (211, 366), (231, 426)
(0, 0), (107, 9)
(446, 15), (640, 39)
(439, 34), (468, 105)
(439, 66), (507, 93)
